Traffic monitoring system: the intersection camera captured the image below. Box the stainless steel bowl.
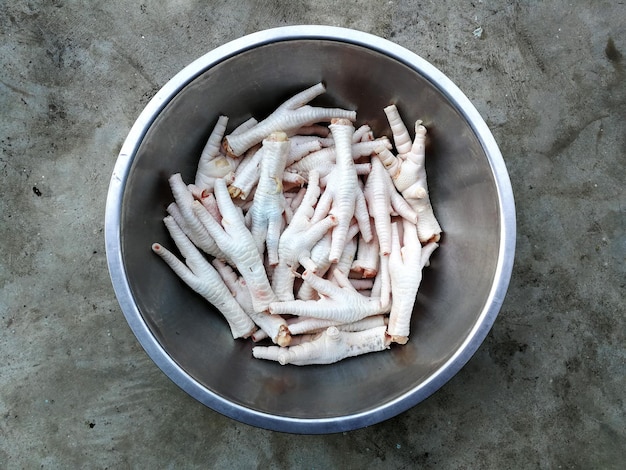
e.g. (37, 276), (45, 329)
(105, 26), (515, 433)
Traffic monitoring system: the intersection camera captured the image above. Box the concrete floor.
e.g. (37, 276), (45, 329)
(1, 0), (624, 468)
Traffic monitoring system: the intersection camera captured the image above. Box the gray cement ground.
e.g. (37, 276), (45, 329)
(1, 1), (624, 468)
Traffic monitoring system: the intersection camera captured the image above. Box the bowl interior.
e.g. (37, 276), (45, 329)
(120, 39), (500, 420)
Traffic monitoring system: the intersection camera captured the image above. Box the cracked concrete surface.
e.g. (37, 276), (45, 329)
(1, 1), (624, 468)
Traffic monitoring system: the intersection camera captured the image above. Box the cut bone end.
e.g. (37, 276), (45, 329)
(429, 233), (441, 243)
(351, 264), (378, 278)
(251, 329), (269, 342)
(421, 232), (441, 245)
(361, 268), (378, 279)
(151, 243), (162, 253)
(222, 137), (238, 158)
(227, 185), (242, 199)
(266, 131), (288, 142)
(389, 334), (409, 345)
(330, 117), (353, 126)
(275, 326), (292, 347)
